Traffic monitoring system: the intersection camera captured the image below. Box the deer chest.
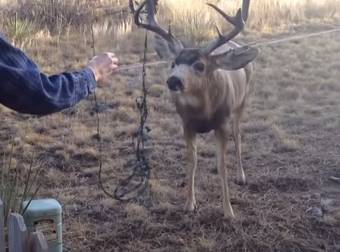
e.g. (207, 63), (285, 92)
(183, 105), (230, 134)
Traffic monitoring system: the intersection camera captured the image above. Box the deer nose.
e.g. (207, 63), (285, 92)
(167, 76), (183, 91)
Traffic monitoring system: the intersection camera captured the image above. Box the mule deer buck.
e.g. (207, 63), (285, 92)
(130, 0), (258, 218)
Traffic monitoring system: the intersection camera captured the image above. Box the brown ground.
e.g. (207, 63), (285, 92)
(1, 23), (340, 251)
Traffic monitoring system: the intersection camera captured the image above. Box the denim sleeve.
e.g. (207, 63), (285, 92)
(0, 35), (97, 115)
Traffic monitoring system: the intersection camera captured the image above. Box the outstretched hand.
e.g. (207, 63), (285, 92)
(87, 52), (119, 86)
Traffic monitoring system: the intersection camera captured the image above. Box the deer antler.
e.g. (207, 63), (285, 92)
(200, 0), (250, 55)
(129, 0), (183, 55)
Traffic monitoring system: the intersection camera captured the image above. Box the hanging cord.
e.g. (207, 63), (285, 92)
(113, 32), (151, 202)
(89, 21), (116, 199)
(248, 26), (340, 47)
(113, 26), (340, 72)
(92, 26), (152, 202)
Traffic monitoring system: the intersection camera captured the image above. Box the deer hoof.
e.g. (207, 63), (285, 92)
(184, 201), (197, 212)
(224, 211), (236, 219)
(235, 178), (247, 186)
(235, 175), (247, 186)
(223, 208), (236, 219)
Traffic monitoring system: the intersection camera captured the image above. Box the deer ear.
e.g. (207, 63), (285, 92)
(153, 35), (182, 59)
(212, 46), (259, 70)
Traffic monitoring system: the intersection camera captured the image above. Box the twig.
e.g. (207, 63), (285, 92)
(90, 21), (96, 57)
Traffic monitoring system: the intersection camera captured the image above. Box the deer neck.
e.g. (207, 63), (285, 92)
(175, 72), (229, 120)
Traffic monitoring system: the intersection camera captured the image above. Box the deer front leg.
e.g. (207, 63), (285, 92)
(184, 128), (197, 212)
(215, 127), (235, 218)
(232, 116), (246, 185)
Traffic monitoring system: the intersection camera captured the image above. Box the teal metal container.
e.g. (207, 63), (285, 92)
(22, 199), (62, 252)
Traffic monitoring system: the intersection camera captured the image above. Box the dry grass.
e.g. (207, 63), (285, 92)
(1, 24), (340, 250)
(158, 0), (340, 41)
(1, 0), (340, 251)
(1, 0), (340, 42)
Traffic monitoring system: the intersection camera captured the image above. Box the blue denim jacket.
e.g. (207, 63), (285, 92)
(0, 34), (96, 115)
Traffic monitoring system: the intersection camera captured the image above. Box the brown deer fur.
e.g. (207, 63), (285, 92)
(130, 0), (258, 218)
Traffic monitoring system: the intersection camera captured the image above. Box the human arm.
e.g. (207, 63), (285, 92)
(0, 35), (118, 115)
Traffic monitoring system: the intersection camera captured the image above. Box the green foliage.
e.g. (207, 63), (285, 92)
(5, 15), (36, 46)
(0, 140), (42, 223)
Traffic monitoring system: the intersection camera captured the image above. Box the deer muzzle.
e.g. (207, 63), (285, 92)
(167, 76), (184, 92)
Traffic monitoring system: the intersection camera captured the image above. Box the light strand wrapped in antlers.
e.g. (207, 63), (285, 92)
(129, 0), (251, 56)
(129, 0), (183, 56)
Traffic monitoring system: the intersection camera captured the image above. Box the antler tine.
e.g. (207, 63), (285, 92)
(129, 0), (136, 14)
(201, 0), (251, 55)
(207, 3), (240, 26)
(129, 0), (183, 56)
(129, 0), (173, 41)
(242, 0), (250, 22)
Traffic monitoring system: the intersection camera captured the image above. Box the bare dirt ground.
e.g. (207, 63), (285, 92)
(1, 24), (340, 251)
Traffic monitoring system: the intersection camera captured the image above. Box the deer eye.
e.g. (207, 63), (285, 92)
(193, 62), (205, 72)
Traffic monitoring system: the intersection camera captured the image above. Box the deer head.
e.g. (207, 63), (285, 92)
(130, 0), (258, 93)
